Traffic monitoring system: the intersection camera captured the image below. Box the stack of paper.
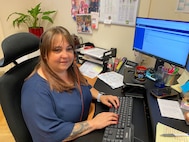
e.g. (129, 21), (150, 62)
(97, 71), (124, 89)
(82, 55), (103, 65)
(80, 47), (109, 59)
(79, 61), (103, 78)
(157, 99), (184, 120)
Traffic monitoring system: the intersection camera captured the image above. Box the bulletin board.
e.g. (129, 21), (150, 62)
(99, 0), (140, 26)
(176, 0), (189, 13)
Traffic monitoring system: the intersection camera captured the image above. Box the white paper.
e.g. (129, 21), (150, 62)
(97, 71), (124, 89)
(91, 12), (99, 29)
(176, 0), (189, 12)
(177, 69), (189, 85)
(80, 47), (108, 59)
(99, 0), (139, 26)
(157, 99), (184, 120)
(79, 61), (103, 78)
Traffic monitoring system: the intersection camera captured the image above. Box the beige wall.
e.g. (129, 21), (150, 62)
(0, 0), (188, 71)
(35, 0), (151, 61)
(149, 0), (189, 21)
(0, 18), (5, 73)
(0, 17), (12, 73)
(0, 0), (151, 63)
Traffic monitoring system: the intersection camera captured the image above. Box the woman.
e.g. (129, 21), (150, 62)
(21, 26), (119, 142)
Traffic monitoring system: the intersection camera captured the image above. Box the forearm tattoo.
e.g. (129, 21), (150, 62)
(67, 121), (92, 140)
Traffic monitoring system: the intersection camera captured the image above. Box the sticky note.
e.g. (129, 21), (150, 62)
(181, 81), (189, 94)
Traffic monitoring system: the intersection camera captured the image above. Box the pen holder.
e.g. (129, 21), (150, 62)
(163, 72), (178, 86)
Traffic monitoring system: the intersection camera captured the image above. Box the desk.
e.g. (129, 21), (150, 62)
(145, 79), (189, 141)
(123, 67), (189, 142)
(76, 66), (189, 142)
(75, 73), (152, 142)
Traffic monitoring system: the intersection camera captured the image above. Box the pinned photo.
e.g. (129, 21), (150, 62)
(76, 14), (92, 34)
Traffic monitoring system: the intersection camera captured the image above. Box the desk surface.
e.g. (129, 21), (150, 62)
(145, 80), (189, 140)
(75, 76), (151, 142)
(76, 67), (189, 142)
(123, 67), (189, 142)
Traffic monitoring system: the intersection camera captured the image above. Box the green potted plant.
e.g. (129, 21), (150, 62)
(7, 3), (56, 37)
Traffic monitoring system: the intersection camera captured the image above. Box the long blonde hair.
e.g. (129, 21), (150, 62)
(30, 26), (88, 92)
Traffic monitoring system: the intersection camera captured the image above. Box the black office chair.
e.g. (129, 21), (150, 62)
(0, 32), (40, 142)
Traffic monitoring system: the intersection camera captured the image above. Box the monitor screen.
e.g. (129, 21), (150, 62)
(133, 17), (189, 70)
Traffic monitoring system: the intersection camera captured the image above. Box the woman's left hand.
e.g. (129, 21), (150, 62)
(100, 95), (119, 109)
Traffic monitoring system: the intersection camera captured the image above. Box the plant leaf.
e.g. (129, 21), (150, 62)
(42, 16), (53, 23)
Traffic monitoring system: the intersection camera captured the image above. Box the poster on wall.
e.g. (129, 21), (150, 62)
(176, 0), (189, 12)
(71, 0), (100, 20)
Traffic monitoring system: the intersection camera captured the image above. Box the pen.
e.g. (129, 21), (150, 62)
(161, 133), (189, 137)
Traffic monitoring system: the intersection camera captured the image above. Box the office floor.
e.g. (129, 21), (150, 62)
(0, 106), (15, 142)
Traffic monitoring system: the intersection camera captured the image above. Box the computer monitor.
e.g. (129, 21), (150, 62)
(133, 17), (189, 70)
(186, 57), (189, 72)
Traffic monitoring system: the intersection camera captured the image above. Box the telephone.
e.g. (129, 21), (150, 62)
(116, 57), (138, 74)
(126, 60), (138, 67)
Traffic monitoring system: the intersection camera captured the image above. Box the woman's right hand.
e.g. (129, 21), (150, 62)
(64, 112), (118, 141)
(91, 112), (119, 129)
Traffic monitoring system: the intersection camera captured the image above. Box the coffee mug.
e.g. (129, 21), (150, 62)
(134, 66), (147, 82)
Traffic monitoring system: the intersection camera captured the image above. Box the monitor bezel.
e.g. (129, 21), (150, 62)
(133, 17), (189, 69)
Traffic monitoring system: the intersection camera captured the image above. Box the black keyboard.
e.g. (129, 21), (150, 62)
(102, 96), (134, 142)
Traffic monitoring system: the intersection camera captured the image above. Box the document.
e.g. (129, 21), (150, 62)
(156, 122), (189, 142)
(97, 71), (124, 89)
(171, 84), (182, 93)
(99, 0), (139, 26)
(82, 55), (103, 65)
(79, 61), (103, 79)
(157, 99), (184, 120)
(177, 69), (189, 86)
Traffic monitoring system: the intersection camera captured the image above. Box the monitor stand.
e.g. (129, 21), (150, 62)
(154, 59), (164, 71)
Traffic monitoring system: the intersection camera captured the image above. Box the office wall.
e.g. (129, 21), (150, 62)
(0, 0), (151, 63)
(0, 17), (13, 73)
(42, 0), (151, 61)
(0, 0), (35, 35)
(149, 0), (189, 21)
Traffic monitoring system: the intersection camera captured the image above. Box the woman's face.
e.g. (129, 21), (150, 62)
(46, 34), (74, 74)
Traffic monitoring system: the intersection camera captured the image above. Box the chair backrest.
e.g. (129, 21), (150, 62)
(0, 32), (40, 142)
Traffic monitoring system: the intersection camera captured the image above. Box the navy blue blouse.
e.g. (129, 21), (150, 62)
(21, 73), (92, 142)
